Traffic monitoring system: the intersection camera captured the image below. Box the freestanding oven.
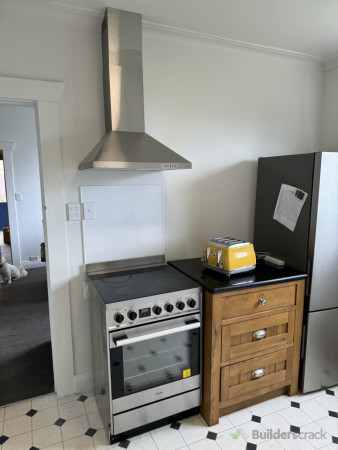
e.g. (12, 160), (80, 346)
(87, 255), (202, 444)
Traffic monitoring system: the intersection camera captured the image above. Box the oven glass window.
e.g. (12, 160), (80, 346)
(110, 327), (199, 399)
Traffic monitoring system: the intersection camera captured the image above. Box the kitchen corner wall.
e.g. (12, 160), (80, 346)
(0, 0), (322, 393)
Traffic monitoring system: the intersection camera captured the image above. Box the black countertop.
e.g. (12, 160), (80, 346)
(167, 258), (308, 294)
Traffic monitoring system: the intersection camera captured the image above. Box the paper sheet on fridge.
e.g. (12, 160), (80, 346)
(273, 184), (308, 232)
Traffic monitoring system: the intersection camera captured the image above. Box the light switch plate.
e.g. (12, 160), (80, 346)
(83, 202), (96, 220)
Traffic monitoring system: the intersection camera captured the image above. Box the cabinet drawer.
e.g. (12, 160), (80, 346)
(221, 285), (296, 319)
(220, 348), (292, 403)
(222, 310), (295, 362)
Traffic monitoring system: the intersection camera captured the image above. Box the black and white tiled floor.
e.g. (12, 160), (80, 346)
(1, 386), (338, 449)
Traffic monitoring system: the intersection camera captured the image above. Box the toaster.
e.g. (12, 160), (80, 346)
(202, 236), (256, 276)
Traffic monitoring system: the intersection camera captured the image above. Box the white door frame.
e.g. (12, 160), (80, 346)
(0, 141), (21, 266)
(0, 76), (75, 396)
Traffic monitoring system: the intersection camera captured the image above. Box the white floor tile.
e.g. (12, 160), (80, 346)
(316, 394), (338, 413)
(63, 435), (95, 450)
(32, 393), (58, 411)
(226, 408), (252, 427)
(317, 416), (338, 436)
(278, 405), (313, 427)
(92, 428), (114, 449)
(58, 394), (81, 405)
(151, 426), (187, 450)
(32, 405), (59, 430)
(278, 437), (315, 450)
(3, 415), (32, 437)
(266, 395), (292, 411)
(239, 420), (269, 444)
(32, 424), (63, 448)
(58, 400), (86, 420)
(246, 401), (275, 417)
(289, 391), (314, 403)
(61, 414), (89, 441)
(84, 396), (99, 414)
(257, 439), (283, 449)
(128, 434), (158, 449)
(311, 390), (328, 398)
(260, 412), (291, 434)
(301, 421), (333, 449)
(300, 398), (330, 421)
(1, 431), (32, 450)
(4, 399), (32, 420)
(178, 417), (207, 444)
(203, 414), (233, 434)
(216, 427), (247, 449)
(188, 437), (220, 449)
(87, 410), (104, 430)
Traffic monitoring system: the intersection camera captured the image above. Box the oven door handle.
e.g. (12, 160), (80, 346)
(113, 320), (200, 347)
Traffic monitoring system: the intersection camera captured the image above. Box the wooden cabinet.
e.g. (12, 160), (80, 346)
(201, 280), (305, 426)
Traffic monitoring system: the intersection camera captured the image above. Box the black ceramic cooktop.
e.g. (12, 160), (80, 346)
(167, 258), (308, 294)
(89, 264), (201, 304)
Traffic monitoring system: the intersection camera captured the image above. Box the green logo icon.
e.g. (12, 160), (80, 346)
(230, 428), (243, 439)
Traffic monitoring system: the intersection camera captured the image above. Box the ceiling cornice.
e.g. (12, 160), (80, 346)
(144, 21), (322, 62)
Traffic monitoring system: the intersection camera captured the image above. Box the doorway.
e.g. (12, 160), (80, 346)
(0, 153), (12, 264)
(0, 103), (54, 405)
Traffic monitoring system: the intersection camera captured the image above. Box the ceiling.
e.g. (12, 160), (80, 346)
(25, 0), (338, 58)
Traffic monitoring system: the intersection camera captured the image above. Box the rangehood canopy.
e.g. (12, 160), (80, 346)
(79, 7), (192, 171)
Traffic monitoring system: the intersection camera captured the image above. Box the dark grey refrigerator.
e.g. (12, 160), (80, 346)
(254, 151), (338, 393)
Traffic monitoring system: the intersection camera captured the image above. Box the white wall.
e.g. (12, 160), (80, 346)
(0, 0), (323, 392)
(0, 103), (44, 267)
(320, 57), (338, 151)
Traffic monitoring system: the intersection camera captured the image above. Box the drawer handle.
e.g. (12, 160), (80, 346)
(252, 368), (265, 379)
(253, 329), (267, 340)
(259, 298), (267, 306)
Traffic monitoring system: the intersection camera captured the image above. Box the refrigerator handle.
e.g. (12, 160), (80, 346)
(305, 260), (312, 296)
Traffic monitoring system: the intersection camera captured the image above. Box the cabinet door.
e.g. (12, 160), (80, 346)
(222, 310), (295, 362)
(220, 348), (293, 404)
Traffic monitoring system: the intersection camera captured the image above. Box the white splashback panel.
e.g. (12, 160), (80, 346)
(80, 185), (163, 264)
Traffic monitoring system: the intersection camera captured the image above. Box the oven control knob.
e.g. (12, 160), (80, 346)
(176, 301), (185, 311)
(127, 310), (137, 321)
(165, 303), (174, 313)
(187, 298), (196, 308)
(153, 305), (162, 316)
(114, 313), (124, 324)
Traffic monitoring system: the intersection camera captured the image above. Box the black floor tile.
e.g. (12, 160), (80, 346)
(0, 436), (9, 445)
(85, 428), (97, 437)
(251, 415), (261, 423)
(54, 418), (66, 426)
(290, 425), (301, 434)
(170, 422), (181, 430)
(246, 443), (257, 450)
(332, 436), (338, 444)
(329, 411), (338, 418)
(77, 395), (88, 402)
(326, 389), (335, 396)
(291, 401), (300, 408)
(207, 431), (217, 440)
(26, 409), (38, 417)
(118, 440), (130, 448)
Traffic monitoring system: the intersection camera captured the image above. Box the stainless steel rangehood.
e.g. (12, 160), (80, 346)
(80, 8), (191, 171)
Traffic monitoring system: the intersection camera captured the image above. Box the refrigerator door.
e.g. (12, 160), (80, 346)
(302, 308), (338, 392)
(254, 153), (314, 272)
(308, 152), (338, 311)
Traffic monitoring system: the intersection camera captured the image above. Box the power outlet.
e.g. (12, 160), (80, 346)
(67, 203), (81, 221)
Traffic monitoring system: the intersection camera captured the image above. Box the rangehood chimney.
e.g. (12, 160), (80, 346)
(79, 7), (192, 171)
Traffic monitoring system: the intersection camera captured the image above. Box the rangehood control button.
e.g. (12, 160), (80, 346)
(127, 310), (137, 321)
(187, 299), (196, 308)
(165, 303), (174, 313)
(114, 313), (124, 324)
(176, 301), (185, 311)
(153, 306), (162, 316)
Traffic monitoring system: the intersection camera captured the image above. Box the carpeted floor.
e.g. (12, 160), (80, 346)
(0, 266), (54, 406)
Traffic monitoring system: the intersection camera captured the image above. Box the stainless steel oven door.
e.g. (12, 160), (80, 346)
(109, 313), (201, 415)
